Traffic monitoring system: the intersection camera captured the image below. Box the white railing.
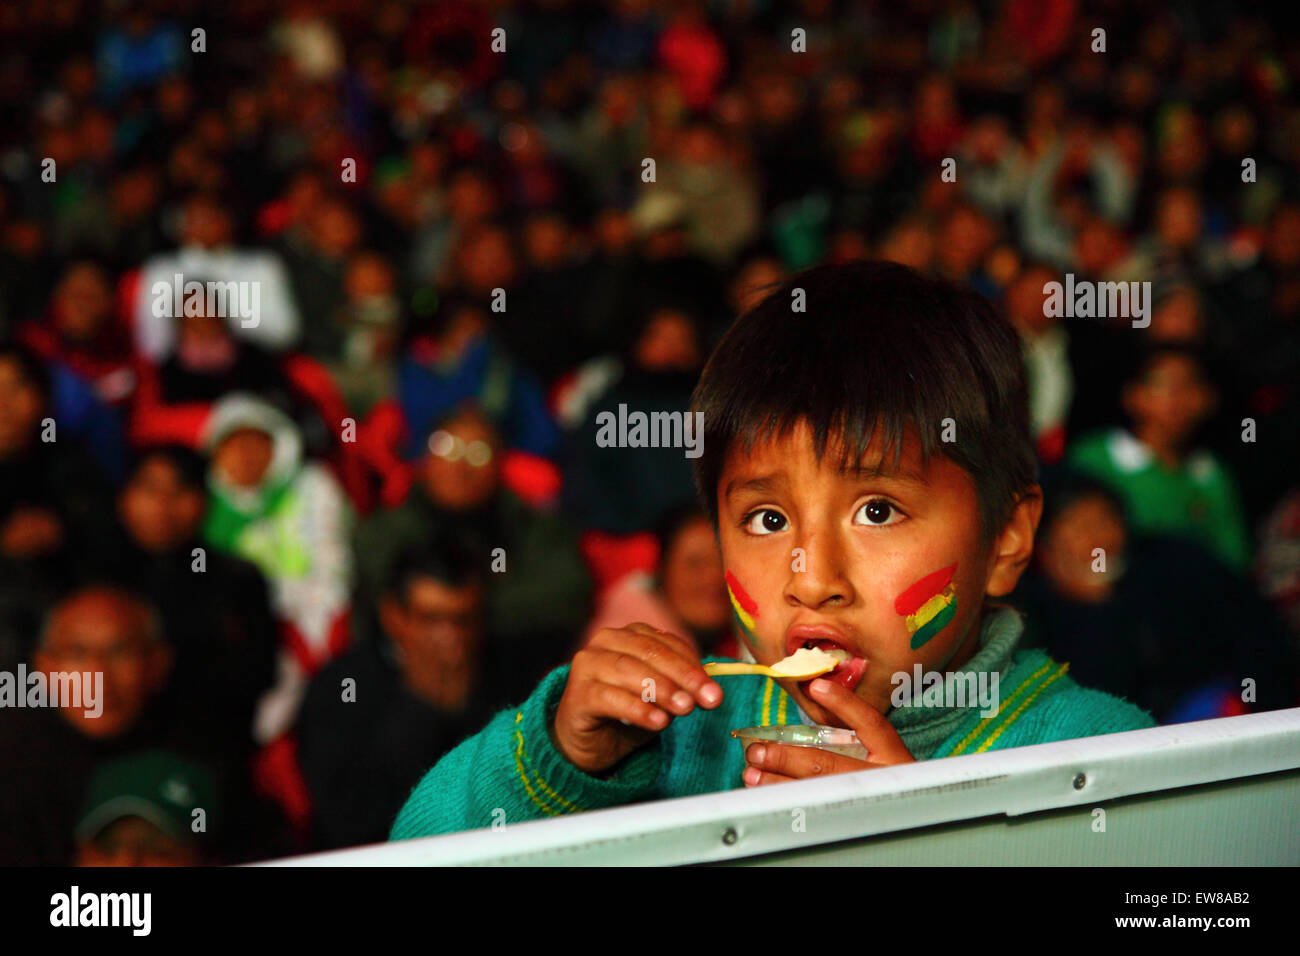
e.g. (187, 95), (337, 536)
(261, 707), (1300, 866)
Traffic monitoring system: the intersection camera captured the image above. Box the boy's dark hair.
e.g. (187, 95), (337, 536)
(690, 260), (1038, 542)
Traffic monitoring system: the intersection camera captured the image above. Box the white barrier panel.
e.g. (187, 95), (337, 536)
(263, 708), (1300, 866)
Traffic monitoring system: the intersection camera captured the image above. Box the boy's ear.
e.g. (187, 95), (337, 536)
(985, 485), (1043, 598)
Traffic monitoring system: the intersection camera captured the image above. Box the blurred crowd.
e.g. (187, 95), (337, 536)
(1, 0), (1298, 864)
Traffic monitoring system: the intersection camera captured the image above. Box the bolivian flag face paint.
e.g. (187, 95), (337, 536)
(725, 571), (759, 649)
(895, 563), (958, 650)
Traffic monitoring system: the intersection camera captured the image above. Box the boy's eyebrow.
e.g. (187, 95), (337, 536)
(724, 473), (784, 499)
(725, 462), (930, 500)
(843, 461), (931, 486)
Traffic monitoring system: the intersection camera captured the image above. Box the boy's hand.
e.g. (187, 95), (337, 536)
(742, 678), (914, 785)
(552, 623), (723, 775)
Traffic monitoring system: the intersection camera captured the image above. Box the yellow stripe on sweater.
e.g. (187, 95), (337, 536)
(947, 660), (1055, 756)
(513, 730), (561, 816)
(974, 663), (1069, 753)
(761, 678), (774, 726)
(512, 710), (585, 816)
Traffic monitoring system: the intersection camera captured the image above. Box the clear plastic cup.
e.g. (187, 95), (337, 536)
(731, 723), (869, 760)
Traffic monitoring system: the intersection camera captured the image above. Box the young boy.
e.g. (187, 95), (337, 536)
(390, 261), (1155, 840)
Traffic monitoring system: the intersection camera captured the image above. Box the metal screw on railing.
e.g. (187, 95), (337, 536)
(722, 827), (738, 845)
(1073, 773), (1087, 790)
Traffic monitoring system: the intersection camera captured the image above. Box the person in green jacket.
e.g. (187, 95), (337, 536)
(391, 261), (1156, 841)
(1067, 343), (1252, 572)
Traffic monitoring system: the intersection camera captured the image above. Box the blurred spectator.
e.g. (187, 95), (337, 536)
(132, 193), (301, 360)
(128, 280), (330, 453)
(355, 405), (590, 693)
(75, 749), (216, 866)
(397, 295), (559, 460)
(95, 446), (278, 763)
(1005, 262), (1074, 464)
(200, 395), (354, 744)
(652, 120), (760, 266)
(1022, 122), (1135, 268)
(0, 587), (172, 864)
(299, 534), (512, 849)
(1257, 487), (1300, 649)
(1015, 473), (1298, 722)
(321, 251), (403, 416)
(278, 194), (364, 362)
(1067, 344), (1252, 572)
(19, 259), (138, 407)
(562, 301), (704, 535)
(0, 344), (115, 669)
(584, 504), (732, 657)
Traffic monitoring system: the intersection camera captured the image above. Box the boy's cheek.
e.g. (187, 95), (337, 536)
(865, 562), (980, 679)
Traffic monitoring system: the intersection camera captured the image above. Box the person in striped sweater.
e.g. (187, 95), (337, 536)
(391, 261), (1155, 840)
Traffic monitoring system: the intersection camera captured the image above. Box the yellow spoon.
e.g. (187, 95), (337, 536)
(705, 647), (850, 680)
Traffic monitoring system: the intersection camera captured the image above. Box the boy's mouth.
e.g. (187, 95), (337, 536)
(785, 625), (869, 692)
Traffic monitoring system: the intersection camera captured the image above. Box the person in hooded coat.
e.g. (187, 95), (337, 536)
(200, 393), (354, 744)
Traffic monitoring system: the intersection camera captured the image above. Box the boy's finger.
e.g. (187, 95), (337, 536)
(806, 679), (915, 764)
(745, 741), (870, 779)
(622, 622), (705, 664)
(598, 630), (723, 707)
(742, 765), (795, 787)
(591, 623), (698, 663)
(584, 681), (671, 732)
(585, 647), (695, 715)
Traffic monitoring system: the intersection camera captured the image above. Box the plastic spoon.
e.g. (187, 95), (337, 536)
(704, 647), (851, 680)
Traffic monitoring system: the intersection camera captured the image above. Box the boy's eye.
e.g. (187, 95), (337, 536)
(742, 509), (787, 535)
(854, 498), (904, 527)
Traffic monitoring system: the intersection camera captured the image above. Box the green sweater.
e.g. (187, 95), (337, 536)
(390, 605), (1155, 840)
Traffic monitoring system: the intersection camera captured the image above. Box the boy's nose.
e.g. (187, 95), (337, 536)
(785, 534), (856, 609)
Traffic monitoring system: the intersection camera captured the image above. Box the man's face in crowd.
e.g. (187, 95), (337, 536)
(34, 591), (171, 739)
(77, 817), (199, 867)
(181, 198), (232, 248)
(119, 456), (206, 553)
(381, 575), (484, 676)
(0, 356), (44, 457)
(53, 263), (113, 342)
(418, 414), (501, 512)
(634, 310), (700, 372)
